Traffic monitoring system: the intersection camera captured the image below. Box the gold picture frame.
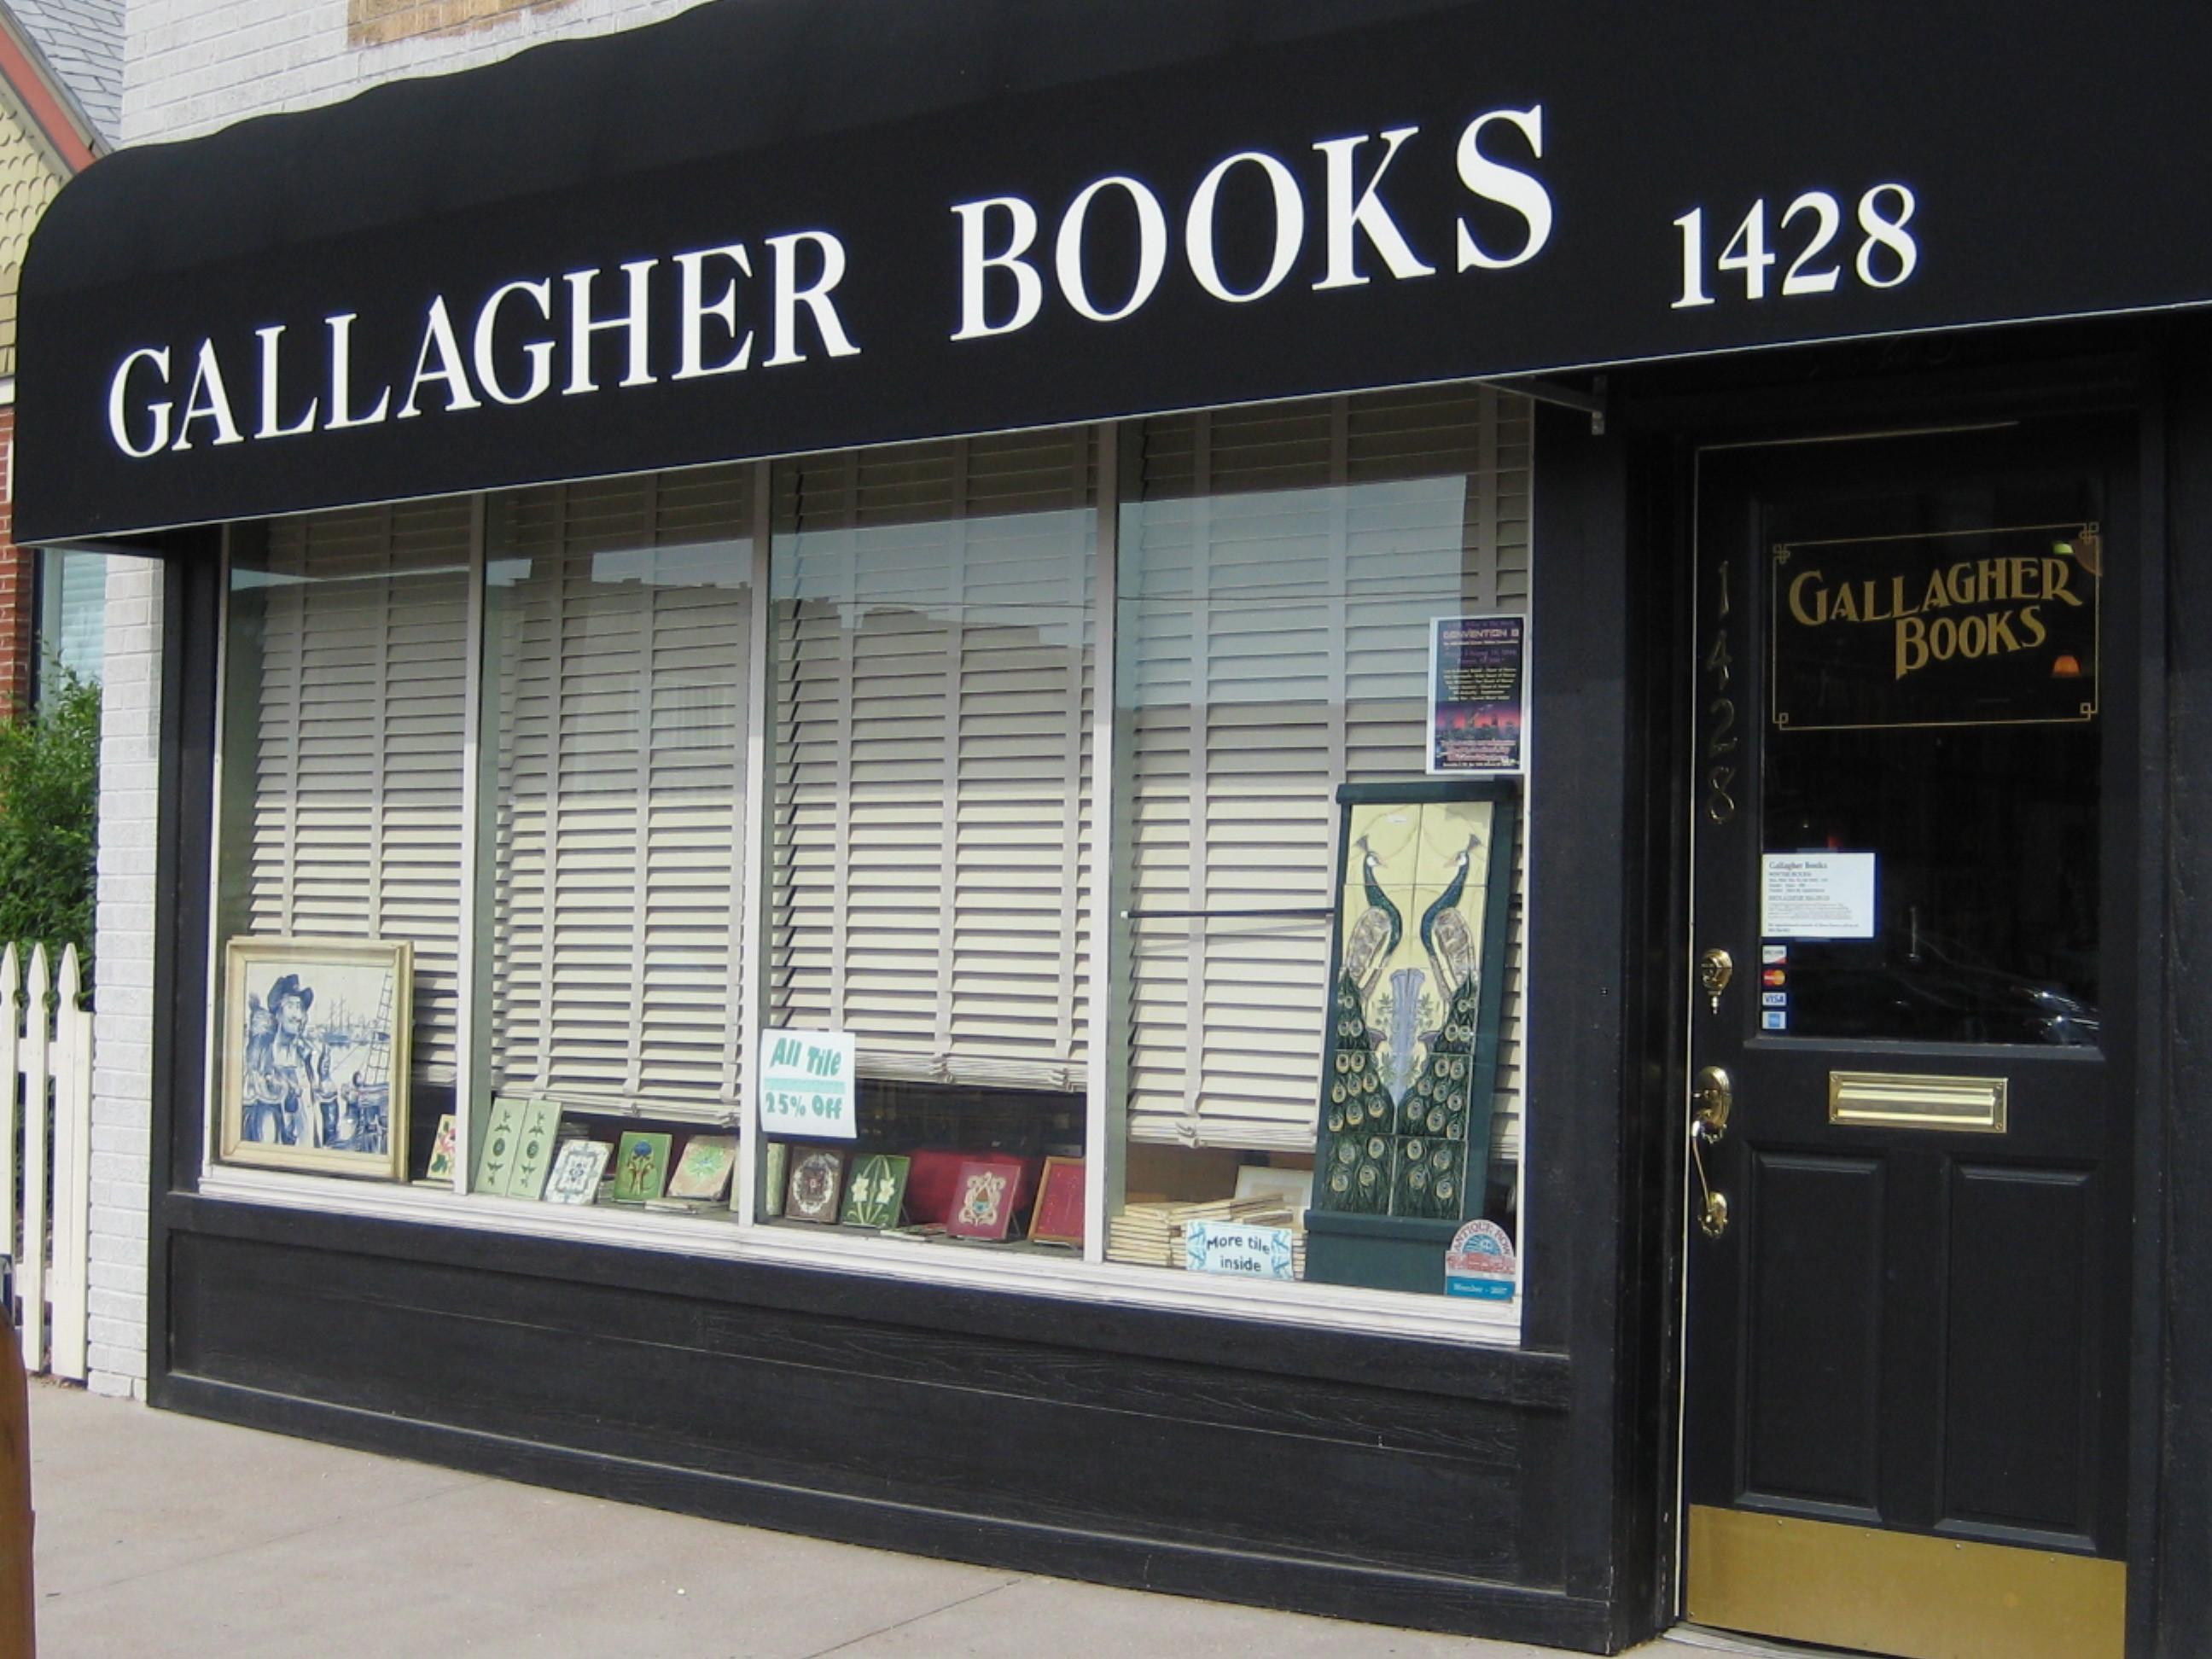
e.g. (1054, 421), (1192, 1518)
(218, 937), (412, 1181)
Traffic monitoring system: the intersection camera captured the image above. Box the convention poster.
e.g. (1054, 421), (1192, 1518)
(1428, 614), (1528, 774)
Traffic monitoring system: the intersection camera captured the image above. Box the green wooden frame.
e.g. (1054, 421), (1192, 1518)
(1305, 778), (1521, 1294)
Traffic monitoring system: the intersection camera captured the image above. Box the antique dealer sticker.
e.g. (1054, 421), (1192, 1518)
(1445, 1219), (1517, 1301)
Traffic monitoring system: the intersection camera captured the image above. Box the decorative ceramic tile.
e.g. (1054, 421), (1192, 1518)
(609, 1132), (672, 1204)
(1415, 798), (1496, 888)
(1315, 789), (1513, 1223)
(667, 1135), (737, 1202)
(502, 1097), (563, 1200)
(424, 1114), (457, 1181)
(543, 1140), (609, 1205)
(839, 1153), (910, 1230)
(946, 1160), (1015, 1241)
(763, 1142), (789, 1217)
(785, 1147), (847, 1224)
(472, 1095), (524, 1195)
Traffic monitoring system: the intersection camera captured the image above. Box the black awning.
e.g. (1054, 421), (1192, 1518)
(20, 0), (2212, 542)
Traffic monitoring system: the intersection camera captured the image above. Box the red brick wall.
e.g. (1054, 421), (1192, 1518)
(0, 407), (26, 711)
(348, 0), (573, 46)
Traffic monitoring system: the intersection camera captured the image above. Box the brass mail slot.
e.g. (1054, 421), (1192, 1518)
(1828, 1071), (2008, 1132)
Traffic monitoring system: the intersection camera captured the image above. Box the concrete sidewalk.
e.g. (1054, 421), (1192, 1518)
(26, 1382), (1679, 1658)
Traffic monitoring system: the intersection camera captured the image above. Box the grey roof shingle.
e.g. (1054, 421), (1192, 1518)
(5, 0), (119, 147)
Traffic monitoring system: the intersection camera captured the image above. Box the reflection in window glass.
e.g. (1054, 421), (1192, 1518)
(1111, 388), (1532, 1295)
(765, 431), (1096, 1245)
(203, 398), (1541, 1318)
(478, 469), (755, 1202)
(35, 547), (110, 697)
(216, 504), (472, 1178)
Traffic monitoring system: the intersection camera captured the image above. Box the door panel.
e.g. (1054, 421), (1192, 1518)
(1681, 421), (2133, 1658)
(1941, 1162), (2097, 1535)
(1742, 1153), (1884, 1511)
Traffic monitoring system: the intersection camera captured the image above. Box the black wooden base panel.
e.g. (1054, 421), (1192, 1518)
(156, 1372), (1618, 1652)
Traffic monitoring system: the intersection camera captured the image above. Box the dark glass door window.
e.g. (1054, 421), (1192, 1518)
(1760, 508), (2102, 1046)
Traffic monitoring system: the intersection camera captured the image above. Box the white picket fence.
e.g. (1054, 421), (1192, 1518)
(1, 944), (93, 1382)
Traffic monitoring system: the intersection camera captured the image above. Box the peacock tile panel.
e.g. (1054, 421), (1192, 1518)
(1315, 800), (1499, 1219)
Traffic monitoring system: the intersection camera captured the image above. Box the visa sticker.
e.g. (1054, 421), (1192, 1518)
(1762, 991), (1788, 1007)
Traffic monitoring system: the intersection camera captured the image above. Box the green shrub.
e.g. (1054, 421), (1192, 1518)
(0, 667), (99, 983)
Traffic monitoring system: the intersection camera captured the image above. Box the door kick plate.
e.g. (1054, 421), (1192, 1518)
(1828, 1071), (2008, 1133)
(1685, 1506), (2122, 1659)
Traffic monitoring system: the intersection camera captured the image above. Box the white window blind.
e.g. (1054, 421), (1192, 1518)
(243, 500), (473, 1083)
(486, 467), (754, 1109)
(1121, 387), (1532, 1160)
(771, 430), (1096, 1091)
(36, 548), (109, 691)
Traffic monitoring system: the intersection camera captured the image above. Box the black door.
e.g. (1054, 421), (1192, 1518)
(1680, 422), (2133, 1659)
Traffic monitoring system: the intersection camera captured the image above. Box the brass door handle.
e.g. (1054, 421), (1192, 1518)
(1691, 1065), (1734, 1238)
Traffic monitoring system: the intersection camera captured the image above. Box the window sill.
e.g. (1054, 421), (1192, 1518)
(193, 1165), (1524, 1348)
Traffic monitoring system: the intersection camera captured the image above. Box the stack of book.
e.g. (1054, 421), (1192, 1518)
(1106, 1196), (1284, 1268)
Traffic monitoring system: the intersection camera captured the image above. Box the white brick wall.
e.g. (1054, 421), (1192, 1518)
(124, 0), (715, 144)
(86, 555), (162, 1401)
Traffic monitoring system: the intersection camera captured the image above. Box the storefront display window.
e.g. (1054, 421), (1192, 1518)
(34, 545), (111, 696)
(204, 393), (1528, 1323)
(1109, 388), (1532, 1299)
(474, 467), (757, 1207)
(213, 501), (474, 1177)
(762, 430), (1097, 1241)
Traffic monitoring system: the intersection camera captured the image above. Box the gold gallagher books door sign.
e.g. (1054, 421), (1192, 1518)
(1771, 524), (2100, 732)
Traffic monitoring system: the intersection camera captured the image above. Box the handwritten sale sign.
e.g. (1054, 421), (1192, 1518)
(757, 1028), (856, 1140)
(1184, 1221), (1298, 1279)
